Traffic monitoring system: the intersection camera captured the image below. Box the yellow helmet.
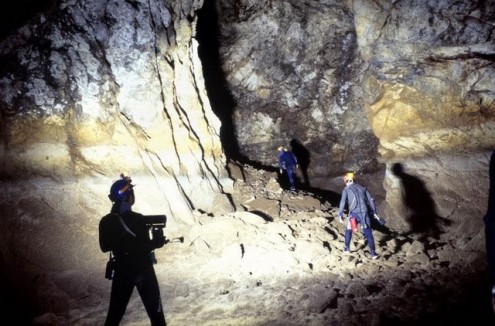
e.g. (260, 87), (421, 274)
(278, 146), (287, 151)
(343, 172), (355, 183)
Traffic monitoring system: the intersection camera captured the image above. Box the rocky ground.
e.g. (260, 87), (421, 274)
(54, 163), (495, 326)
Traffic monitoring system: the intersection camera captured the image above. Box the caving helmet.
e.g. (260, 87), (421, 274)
(108, 174), (135, 204)
(343, 172), (355, 184)
(278, 146), (287, 152)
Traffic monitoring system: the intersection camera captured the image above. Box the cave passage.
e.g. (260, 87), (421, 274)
(196, 0), (241, 162)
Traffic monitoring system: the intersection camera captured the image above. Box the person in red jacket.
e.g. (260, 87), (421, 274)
(99, 174), (166, 326)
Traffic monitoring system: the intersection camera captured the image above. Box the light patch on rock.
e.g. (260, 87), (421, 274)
(311, 107), (323, 122)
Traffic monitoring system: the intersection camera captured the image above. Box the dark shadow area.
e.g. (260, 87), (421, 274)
(323, 226), (340, 242)
(196, 0), (241, 162)
(0, 265), (36, 325)
(290, 139), (310, 187)
(484, 149), (495, 316)
(411, 274), (495, 326)
(0, 0), (56, 40)
(250, 210), (274, 222)
(391, 163), (451, 241)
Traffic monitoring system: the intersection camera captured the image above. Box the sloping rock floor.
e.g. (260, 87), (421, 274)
(50, 164), (495, 325)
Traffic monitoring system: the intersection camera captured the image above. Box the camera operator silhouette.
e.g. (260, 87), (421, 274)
(99, 174), (167, 326)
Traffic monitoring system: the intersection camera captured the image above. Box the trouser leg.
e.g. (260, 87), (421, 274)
(105, 274), (135, 326)
(363, 228), (376, 255)
(136, 264), (166, 326)
(287, 167), (295, 188)
(344, 229), (352, 251)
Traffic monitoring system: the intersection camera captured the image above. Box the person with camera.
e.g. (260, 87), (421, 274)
(337, 171), (380, 259)
(99, 174), (167, 326)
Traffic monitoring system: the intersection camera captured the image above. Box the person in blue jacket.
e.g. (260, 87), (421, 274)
(278, 146), (298, 191)
(484, 150), (495, 313)
(338, 172), (379, 259)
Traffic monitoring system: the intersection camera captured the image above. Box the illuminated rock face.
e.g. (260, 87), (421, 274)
(0, 0), (234, 311)
(0, 0), (234, 226)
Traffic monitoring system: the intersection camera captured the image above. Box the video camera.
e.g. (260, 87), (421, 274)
(142, 215), (166, 245)
(143, 215), (167, 229)
(142, 214), (184, 245)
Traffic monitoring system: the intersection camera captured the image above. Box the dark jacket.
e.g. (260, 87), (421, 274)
(338, 182), (377, 229)
(99, 210), (164, 269)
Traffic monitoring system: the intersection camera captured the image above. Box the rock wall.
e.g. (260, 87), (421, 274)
(216, 0), (495, 232)
(0, 0), (235, 218)
(0, 0), (233, 317)
(216, 0), (380, 178)
(355, 0), (495, 231)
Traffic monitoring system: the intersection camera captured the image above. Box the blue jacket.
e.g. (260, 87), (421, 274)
(338, 182), (377, 229)
(279, 151), (298, 170)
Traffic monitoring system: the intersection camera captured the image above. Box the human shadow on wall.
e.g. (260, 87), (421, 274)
(290, 139), (311, 187)
(391, 163), (451, 241)
(196, 0), (241, 161)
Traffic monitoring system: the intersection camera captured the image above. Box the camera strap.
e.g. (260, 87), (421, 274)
(116, 214), (136, 237)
